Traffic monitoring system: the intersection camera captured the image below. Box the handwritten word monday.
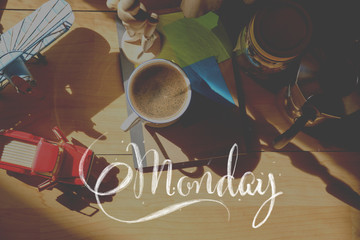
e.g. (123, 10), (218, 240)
(79, 141), (283, 228)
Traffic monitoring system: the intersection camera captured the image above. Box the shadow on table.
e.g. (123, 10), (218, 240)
(83, 0), (182, 14)
(256, 111), (360, 210)
(54, 153), (120, 216)
(0, 188), (90, 240)
(0, 27), (123, 141)
(244, 76), (360, 211)
(144, 92), (260, 178)
(0, 0), (7, 34)
(0, 1), (7, 34)
(6, 138), (120, 216)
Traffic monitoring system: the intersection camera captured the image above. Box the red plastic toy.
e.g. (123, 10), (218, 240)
(0, 127), (94, 191)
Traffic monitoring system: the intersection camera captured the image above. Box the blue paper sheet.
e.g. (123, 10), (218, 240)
(183, 57), (235, 106)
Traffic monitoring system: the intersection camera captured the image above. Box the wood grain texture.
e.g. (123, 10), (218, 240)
(0, 1), (359, 240)
(1, 0), (181, 12)
(1, 0), (111, 11)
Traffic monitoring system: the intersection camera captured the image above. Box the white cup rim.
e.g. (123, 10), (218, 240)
(126, 59), (192, 124)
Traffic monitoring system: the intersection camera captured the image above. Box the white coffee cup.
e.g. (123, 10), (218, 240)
(121, 59), (192, 131)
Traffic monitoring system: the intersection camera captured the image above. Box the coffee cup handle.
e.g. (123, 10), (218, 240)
(121, 112), (141, 131)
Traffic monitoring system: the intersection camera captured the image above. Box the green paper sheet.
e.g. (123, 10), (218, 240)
(162, 12), (233, 68)
(156, 12), (184, 63)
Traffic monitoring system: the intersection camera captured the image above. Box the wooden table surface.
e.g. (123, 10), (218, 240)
(0, 1), (359, 240)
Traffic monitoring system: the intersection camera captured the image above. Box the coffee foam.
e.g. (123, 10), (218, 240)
(129, 62), (189, 121)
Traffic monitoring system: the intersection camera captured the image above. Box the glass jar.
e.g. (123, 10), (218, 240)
(236, 0), (312, 80)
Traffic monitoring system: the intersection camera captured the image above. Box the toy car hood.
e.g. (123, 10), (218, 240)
(32, 138), (59, 173)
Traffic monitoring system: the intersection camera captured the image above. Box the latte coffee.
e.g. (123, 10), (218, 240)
(128, 60), (190, 122)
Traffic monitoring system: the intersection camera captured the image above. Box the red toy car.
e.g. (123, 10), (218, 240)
(0, 127), (94, 191)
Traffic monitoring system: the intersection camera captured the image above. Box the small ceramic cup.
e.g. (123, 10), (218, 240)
(121, 59), (192, 131)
